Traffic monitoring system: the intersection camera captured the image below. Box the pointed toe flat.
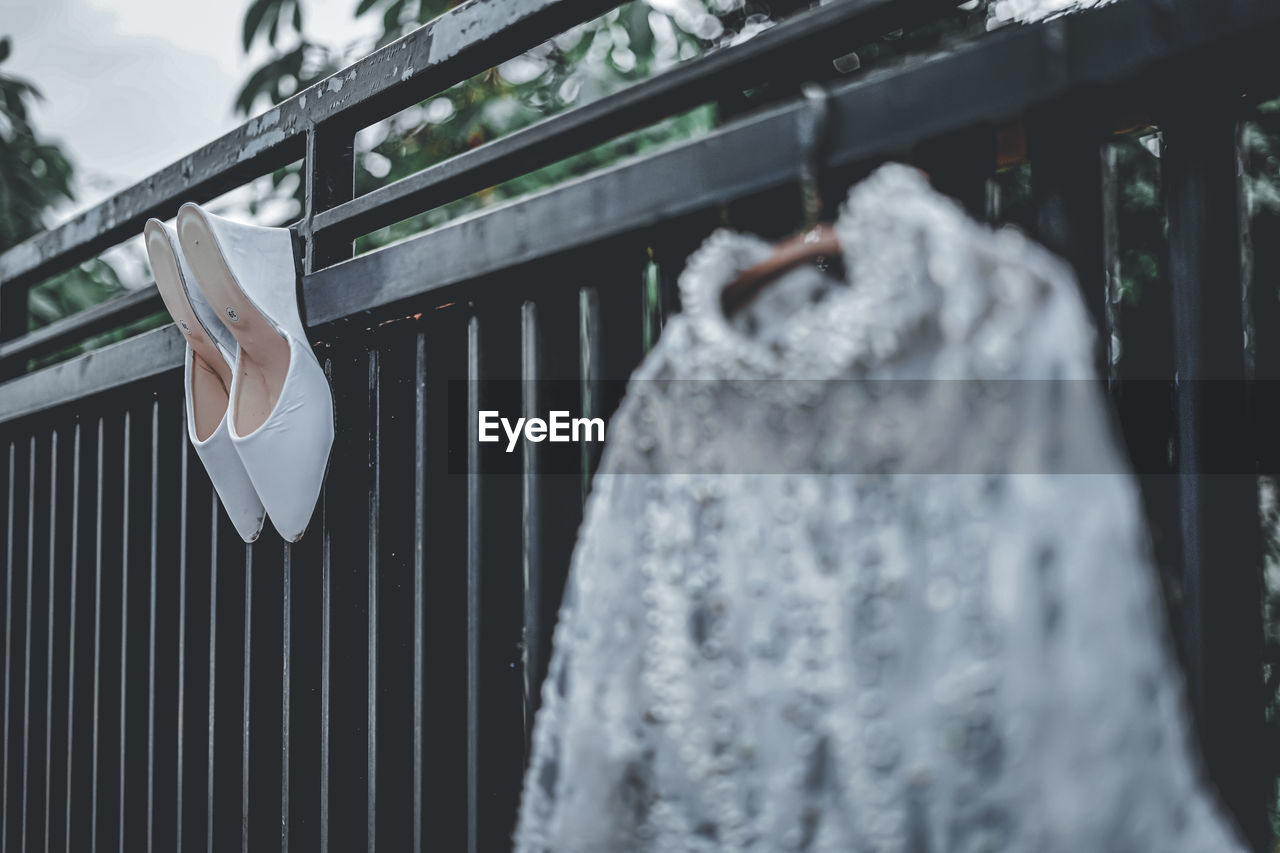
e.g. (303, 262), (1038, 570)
(144, 218), (266, 543)
(175, 203), (334, 543)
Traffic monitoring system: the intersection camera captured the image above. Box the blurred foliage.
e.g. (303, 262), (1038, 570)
(0, 36), (74, 251)
(234, 0), (766, 232)
(1113, 133), (1162, 307)
(345, 0), (726, 251)
(0, 35), (127, 334)
(237, 0), (336, 116)
(236, 0), (992, 243)
(28, 258), (125, 326)
(1245, 98), (1280, 218)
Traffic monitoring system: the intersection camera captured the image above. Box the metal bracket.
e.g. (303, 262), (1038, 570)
(797, 82), (832, 232)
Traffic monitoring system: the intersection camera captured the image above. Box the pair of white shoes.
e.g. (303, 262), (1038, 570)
(144, 205), (334, 543)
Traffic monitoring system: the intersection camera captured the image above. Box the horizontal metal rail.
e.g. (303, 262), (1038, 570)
(311, 0), (967, 243)
(0, 0), (962, 371)
(0, 0), (620, 296)
(0, 326), (185, 427)
(0, 289), (164, 370)
(0, 0), (1277, 426)
(265, 0), (1280, 325)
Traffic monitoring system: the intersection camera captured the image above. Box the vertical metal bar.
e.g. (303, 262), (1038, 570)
(302, 113), (349, 852)
(303, 122), (356, 274)
(1107, 134), (1182, 659)
(1100, 143), (1122, 384)
(22, 434), (36, 853)
(0, 282), (26, 337)
(412, 333), (425, 853)
(281, 495), (320, 853)
(367, 349), (380, 853)
(1028, 97), (1111, 376)
(1251, 200), (1280, 480)
(520, 301), (541, 744)
(318, 355), (335, 853)
(466, 317), (481, 853)
(913, 125), (995, 220)
(2, 441), (13, 853)
(240, 546), (252, 853)
(90, 418), (104, 853)
(319, 480), (331, 853)
(245, 529), (283, 847)
(147, 401), (159, 853)
(0, 281), (28, 365)
(303, 114), (340, 850)
(1252, 203), (1280, 383)
(42, 430), (57, 853)
(175, 406), (189, 853)
(322, 345), (372, 852)
(1163, 108), (1267, 850)
(650, 228), (704, 333)
(62, 425), (81, 851)
(117, 411), (132, 853)
(302, 118), (348, 853)
(205, 489), (218, 853)
(281, 543), (291, 853)
(470, 307), (527, 853)
(577, 289), (600, 506)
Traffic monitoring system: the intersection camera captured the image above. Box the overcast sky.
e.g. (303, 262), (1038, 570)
(5, 0), (379, 220)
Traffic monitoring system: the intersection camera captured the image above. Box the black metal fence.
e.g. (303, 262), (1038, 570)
(1, 0), (1279, 850)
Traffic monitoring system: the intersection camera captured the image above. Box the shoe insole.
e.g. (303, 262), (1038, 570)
(189, 357), (230, 442)
(177, 219), (291, 438)
(147, 229), (231, 443)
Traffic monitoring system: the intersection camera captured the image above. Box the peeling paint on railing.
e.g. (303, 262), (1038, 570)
(0, 0), (619, 294)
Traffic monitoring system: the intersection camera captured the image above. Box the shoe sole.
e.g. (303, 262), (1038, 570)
(144, 221), (232, 441)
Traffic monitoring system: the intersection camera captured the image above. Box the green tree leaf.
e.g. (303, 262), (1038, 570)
(242, 0), (280, 51)
(0, 39), (77, 252)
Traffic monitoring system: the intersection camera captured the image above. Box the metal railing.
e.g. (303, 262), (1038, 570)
(0, 0), (1278, 849)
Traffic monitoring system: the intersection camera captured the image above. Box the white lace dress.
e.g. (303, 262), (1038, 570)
(513, 164), (1243, 852)
(988, 0), (1118, 27)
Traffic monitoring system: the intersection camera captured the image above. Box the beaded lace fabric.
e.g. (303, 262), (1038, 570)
(513, 164), (1242, 852)
(989, 0), (1118, 27)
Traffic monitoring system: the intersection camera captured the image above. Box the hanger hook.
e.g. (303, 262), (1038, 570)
(797, 82), (831, 233)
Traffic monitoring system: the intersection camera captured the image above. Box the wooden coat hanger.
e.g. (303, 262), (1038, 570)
(721, 83), (841, 318)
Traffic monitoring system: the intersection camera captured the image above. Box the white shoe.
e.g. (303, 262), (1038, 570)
(175, 203), (334, 543)
(144, 219), (267, 543)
